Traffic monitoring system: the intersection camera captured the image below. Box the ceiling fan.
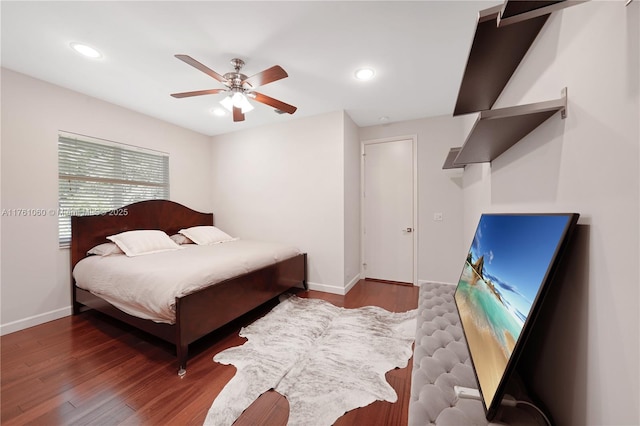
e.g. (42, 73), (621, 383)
(171, 55), (297, 122)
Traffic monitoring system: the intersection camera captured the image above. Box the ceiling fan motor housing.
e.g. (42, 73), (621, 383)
(223, 72), (248, 90)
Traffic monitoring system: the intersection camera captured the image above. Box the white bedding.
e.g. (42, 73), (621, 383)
(73, 240), (301, 324)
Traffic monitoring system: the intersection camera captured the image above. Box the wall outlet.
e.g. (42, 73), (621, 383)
(433, 212), (443, 221)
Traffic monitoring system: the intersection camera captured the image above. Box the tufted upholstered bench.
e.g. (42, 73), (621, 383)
(408, 282), (544, 426)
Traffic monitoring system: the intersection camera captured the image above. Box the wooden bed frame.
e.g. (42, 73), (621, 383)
(71, 199), (307, 375)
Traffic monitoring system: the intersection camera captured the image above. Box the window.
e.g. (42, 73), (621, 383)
(58, 133), (169, 246)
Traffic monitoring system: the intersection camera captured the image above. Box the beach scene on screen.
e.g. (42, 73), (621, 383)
(455, 214), (570, 407)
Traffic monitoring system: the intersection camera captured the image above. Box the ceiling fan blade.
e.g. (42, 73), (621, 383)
(233, 107), (245, 122)
(170, 89), (225, 98)
(175, 54), (227, 84)
(242, 65), (288, 88)
(251, 92), (297, 114)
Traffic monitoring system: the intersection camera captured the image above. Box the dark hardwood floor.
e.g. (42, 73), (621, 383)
(1, 280), (419, 425)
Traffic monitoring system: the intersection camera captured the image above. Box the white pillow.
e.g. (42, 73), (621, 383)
(107, 230), (181, 257)
(178, 226), (237, 245)
(170, 233), (193, 245)
(87, 242), (124, 256)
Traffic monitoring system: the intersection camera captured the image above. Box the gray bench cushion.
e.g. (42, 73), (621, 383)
(409, 282), (541, 426)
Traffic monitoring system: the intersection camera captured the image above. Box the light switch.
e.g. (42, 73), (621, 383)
(434, 212), (443, 221)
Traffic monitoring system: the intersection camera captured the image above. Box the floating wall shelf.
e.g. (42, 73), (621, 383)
(452, 5), (548, 116)
(442, 147), (464, 170)
(444, 1), (585, 170)
(449, 88), (567, 168)
(453, 1), (585, 116)
(498, 1), (587, 27)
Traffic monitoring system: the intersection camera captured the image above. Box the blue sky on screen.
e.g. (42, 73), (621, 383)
(469, 215), (570, 313)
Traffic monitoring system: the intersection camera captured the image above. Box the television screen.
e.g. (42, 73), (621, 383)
(454, 213), (579, 420)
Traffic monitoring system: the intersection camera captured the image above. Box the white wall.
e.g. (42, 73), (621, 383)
(462, 2), (639, 424)
(210, 111), (348, 293)
(343, 112), (361, 290)
(0, 69), (213, 334)
(359, 114), (468, 284)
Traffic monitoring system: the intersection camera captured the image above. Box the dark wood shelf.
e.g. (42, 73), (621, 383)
(442, 148), (464, 170)
(501, 1), (564, 19)
(445, 1), (585, 170)
(498, 1), (586, 27)
(453, 1), (584, 116)
(452, 4), (549, 116)
(450, 89), (567, 168)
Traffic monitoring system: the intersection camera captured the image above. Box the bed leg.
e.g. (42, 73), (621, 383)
(177, 343), (188, 377)
(303, 253), (308, 290)
(72, 285), (82, 315)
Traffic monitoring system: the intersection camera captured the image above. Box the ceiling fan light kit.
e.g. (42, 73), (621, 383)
(171, 56), (297, 123)
(220, 91), (254, 114)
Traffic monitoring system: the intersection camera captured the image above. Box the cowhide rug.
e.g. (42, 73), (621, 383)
(203, 295), (417, 426)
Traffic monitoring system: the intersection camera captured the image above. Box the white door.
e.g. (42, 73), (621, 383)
(363, 138), (414, 283)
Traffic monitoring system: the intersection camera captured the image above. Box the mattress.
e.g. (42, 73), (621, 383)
(73, 240), (301, 324)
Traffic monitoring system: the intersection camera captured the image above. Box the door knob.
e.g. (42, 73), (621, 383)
(403, 228), (413, 233)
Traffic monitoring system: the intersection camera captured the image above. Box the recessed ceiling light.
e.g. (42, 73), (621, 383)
(70, 42), (102, 59)
(210, 107), (227, 117)
(354, 68), (375, 81)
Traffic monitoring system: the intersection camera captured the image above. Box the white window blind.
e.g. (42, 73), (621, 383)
(58, 133), (169, 246)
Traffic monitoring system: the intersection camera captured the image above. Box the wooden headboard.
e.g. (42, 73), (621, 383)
(71, 200), (213, 270)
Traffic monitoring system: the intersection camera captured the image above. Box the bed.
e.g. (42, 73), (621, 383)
(70, 199), (307, 376)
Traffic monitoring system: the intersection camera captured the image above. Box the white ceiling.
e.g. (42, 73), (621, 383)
(1, 1), (500, 137)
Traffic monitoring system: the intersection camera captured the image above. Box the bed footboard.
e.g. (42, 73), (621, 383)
(175, 253), (306, 374)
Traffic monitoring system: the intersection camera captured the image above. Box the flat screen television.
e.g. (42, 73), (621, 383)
(454, 213), (579, 420)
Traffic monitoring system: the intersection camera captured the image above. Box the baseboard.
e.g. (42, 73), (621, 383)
(0, 306), (72, 336)
(344, 274), (360, 293)
(418, 279), (457, 287)
(306, 281), (347, 295)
